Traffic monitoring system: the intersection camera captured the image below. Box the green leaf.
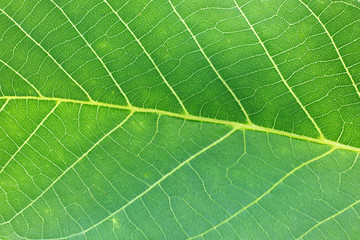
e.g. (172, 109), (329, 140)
(0, 0), (360, 239)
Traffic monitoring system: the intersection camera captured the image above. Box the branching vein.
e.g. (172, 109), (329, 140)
(0, 111), (134, 225)
(233, 0), (325, 139)
(189, 148), (336, 239)
(0, 96), (359, 153)
(50, 0), (131, 106)
(61, 128), (237, 239)
(297, 0), (360, 98)
(0, 59), (43, 97)
(0, 8), (93, 101)
(102, 0), (189, 114)
(0, 101), (60, 175)
(169, 0), (252, 123)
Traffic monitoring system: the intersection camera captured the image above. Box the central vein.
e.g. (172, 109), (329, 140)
(1, 95), (359, 153)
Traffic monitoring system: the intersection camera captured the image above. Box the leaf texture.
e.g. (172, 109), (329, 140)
(0, 0), (360, 239)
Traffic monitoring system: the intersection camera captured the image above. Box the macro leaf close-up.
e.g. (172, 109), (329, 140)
(0, 0), (360, 239)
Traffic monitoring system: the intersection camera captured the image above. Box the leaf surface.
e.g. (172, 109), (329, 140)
(0, 0), (360, 239)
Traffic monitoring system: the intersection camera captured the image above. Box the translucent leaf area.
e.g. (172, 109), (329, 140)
(0, 0), (360, 239)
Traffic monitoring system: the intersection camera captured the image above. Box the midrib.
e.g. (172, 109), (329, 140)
(1, 95), (359, 153)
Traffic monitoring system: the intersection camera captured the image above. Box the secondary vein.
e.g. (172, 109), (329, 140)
(60, 128), (237, 239)
(297, 0), (360, 98)
(189, 148), (336, 239)
(0, 8), (93, 101)
(169, 0), (252, 124)
(0, 101), (60, 175)
(0, 111), (134, 225)
(232, 0), (325, 139)
(0, 59), (43, 97)
(49, 0), (131, 106)
(102, 0), (189, 115)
